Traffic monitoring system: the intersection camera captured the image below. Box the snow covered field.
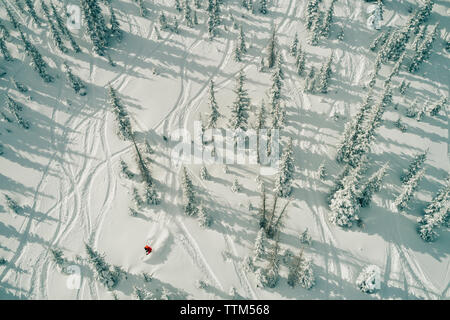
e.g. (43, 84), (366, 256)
(0, 0), (448, 300)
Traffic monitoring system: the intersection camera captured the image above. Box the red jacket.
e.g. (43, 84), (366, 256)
(144, 245), (152, 255)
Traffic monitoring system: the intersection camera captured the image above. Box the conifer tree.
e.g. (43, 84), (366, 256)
(2, 1), (20, 30)
(184, 0), (194, 27)
(181, 167), (198, 216)
(19, 28), (53, 82)
(395, 167), (425, 211)
(359, 164), (388, 207)
(267, 28), (277, 69)
(401, 151), (427, 185)
(85, 244), (123, 290)
(108, 86), (133, 140)
(259, 0), (268, 15)
(290, 32), (298, 57)
(229, 70), (250, 131)
(6, 95), (30, 129)
(409, 24), (438, 73)
(317, 54), (333, 93)
(200, 166), (209, 180)
(274, 138), (295, 198)
(305, 0), (320, 30)
(25, 0), (40, 25)
(198, 202), (212, 227)
(206, 80), (220, 128)
(107, 2), (123, 42)
(417, 179), (449, 242)
(429, 96), (447, 117)
(63, 62), (87, 95)
(41, 1), (67, 53)
(50, 2), (82, 53)
(0, 35), (12, 61)
(296, 49), (306, 76)
(4, 194), (23, 214)
(159, 12), (169, 30)
(80, 0), (109, 56)
(321, 0), (336, 38)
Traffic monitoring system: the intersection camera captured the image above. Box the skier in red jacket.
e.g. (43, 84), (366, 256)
(144, 245), (152, 255)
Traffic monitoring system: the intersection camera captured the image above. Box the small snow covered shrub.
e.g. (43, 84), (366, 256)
(195, 279), (208, 289)
(356, 265), (381, 294)
(0, 257), (7, 265)
(300, 228), (312, 245)
(4, 194), (22, 214)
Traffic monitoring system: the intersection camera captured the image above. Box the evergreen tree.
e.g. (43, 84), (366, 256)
(6, 95), (29, 129)
(321, 0), (336, 38)
(25, 0), (40, 25)
(299, 228), (312, 245)
(305, 0), (320, 30)
(238, 25), (247, 54)
(329, 157), (367, 227)
(2, 1), (20, 30)
(4, 194), (23, 214)
(317, 54), (333, 93)
(206, 80), (220, 128)
(108, 2), (123, 42)
(229, 70), (250, 131)
(429, 96), (447, 117)
(297, 257), (315, 289)
(80, 0), (109, 56)
(0, 35), (12, 61)
(296, 49), (306, 76)
(41, 0), (67, 53)
(181, 167), (198, 216)
(159, 12), (169, 30)
(253, 227), (265, 261)
(0, 19), (10, 38)
(267, 28), (277, 69)
(120, 159), (134, 179)
(370, 30), (389, 52)
(401, 151), (427, 185)
(358, 163), (388, 207)
(261, 240), (280, 288)
(134, 0), (148, 17)
(184, 0), (194, 27)
(19, 28), (53, 82)
(85, 244), (123, 290)
(274, 138), (295, 198)
(175, 0), (182, 12)
(200, 166), (209, 180)
(231, 178), (241, 193)
(417, 179), (449, 242)
(290, 32), (298, 57)
(198, 202), (212, 227)
(409, 24), (438, 73)
(50, 2), (82, 53)
(394, 167), (425, 211)
(108, 86), (133, 140)
(308, 12), (321, 46)
(305, 66), (316, 93)
(63, 62), (87, 96)
(379, 26), (410, 62)
(132, 186), (144, 209)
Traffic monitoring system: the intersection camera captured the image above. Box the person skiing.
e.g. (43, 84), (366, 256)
(144, 245), (152, 255)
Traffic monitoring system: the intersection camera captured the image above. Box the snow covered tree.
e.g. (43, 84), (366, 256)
(80, 0), (109, 56)
(261, 240), (280, 288)
(401, 151), (427, 185)
(207, 0), (216, 38)
(200, 166), (209, 180)
(305, 0), (320, 30)
(24, 0), (40, 25)
(181, 167), (198, 216)
(358, 163), (388, 207)
(0, 35), (12, 61)
(329, 157), (367, 227)
(231, 178), (241, 193)
(85, 244), (123, 290)
(50, 248), (67, 270)
(305, 66), (316, 93)
(134, 0), (148, 17)
(317, 54), (333, 93)
(175, 0), (182, 12)
(50, 2), (81, 53)
(299, 228), (312, 245)
(6, 95), (29, 129)
(63, 62), (87, 96)
(405, 98), (418, 118)
(108, 86), (133, 140)
(395, 167), (425, 211)
(133, 286), (149, 300)
(356, 265), (381, 294)
(274, 138), (295, 198)
(159, 12), (169, 30)
(379, 26), (410, 62)
(321, 0), (336, 38)
(417, 179), (449, 242)
(132, 187), (144, 209)
(238, 25), (247, 54)
(406, 0), (434, 35)
(206, 81), (220, 128)
(120, 159), (134, 179)
(308, 12), (321, 46)
(253, 228), (265, 261)
(19, 29), (53, 82)
(3, 1), (20, 30)
(266, 28), (277, 69)
(198, 202), (212, 227)
(296, 49), (306, 76)
(107, 2), (123, 42)
(184, 0), (194, 27)
(297, 257), (315, 289)
(409, 24), (438, 73)
(13, 79), (27, 93)
(41, 0), (67, 53)
(290, 32), (299, 57)
(4, 194), (23, 214)
(428, 96), (447, 117)
(229, 70), (250, 131)
(317, 161), (326, 180)
(287, 249), (304, 287)
(0, 19), (10, 39)
(370, 30), (389, 52)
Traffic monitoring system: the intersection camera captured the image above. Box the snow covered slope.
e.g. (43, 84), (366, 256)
(0, 0), (448, 300)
